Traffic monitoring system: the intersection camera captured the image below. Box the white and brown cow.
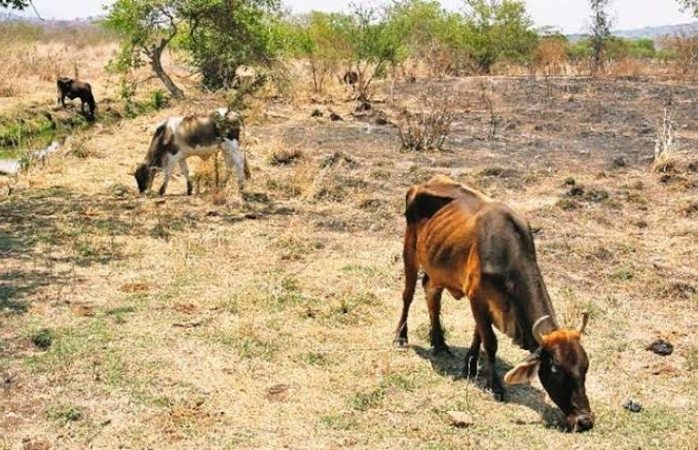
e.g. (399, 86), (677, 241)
(134, 108), (250, 196)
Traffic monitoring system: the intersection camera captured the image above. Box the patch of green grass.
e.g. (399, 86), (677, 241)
(297, 351), (329, 367)
(611, 266), (634, 282)
(349, 374), (418, 411)
(237, 335), (278, 360)
(321, 413), (358, 430)
(104, 305), (136, 324)
(47, 403), (83, 425)
(29, 328), (54, 350)
(557, 198), (581, 211)
(25, 320), (113, 374)
(350, 385), (386, 411)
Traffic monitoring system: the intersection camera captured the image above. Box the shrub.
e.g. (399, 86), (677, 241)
(398, 105), (454, 152)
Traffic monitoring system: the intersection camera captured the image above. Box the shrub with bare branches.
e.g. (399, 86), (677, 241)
(397, 91), (455, 152)
(653, 107), (680, 173)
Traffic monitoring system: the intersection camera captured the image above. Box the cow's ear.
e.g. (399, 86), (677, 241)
(504, 353), (541, 385)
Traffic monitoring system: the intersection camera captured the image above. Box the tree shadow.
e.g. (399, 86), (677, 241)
(412, 344), (564, 429)
(0, 186), (139, 313)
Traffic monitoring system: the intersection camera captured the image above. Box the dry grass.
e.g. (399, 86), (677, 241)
(2, 46), (698, 450)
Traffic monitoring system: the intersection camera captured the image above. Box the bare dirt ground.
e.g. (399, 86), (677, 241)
(1, 76), (697, 449)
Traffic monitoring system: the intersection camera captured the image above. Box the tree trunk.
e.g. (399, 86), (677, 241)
(151, 46), (184, 99)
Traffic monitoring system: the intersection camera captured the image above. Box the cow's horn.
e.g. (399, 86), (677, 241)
(532, 315), (551, 345)
(578, 312), (590, 334)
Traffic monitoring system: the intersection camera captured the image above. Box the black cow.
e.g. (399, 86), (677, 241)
(57, 77), (96, 118)
(343, 70), (359, 91)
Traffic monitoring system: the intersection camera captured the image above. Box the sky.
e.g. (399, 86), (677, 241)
(8, 0), (696, 34)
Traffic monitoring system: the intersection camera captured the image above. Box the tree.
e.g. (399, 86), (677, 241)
(589, 0), (612, 74)
(0, 0), (29, 9)
(462, 0), (538, 74)
(341, 4), (401, 100)
(677, 0), (698, 16)
(105, 0), (184, 99)
(286, 12), (353, 93)
(384, 0), (468, 76)
(178, 0), (282, 90)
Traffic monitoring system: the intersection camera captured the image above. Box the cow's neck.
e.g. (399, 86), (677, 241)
(512, 265), (559, 352)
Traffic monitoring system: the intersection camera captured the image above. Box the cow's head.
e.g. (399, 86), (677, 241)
(134, 163), (153, 194)
(56, 77), (72, 90)
(505, 314), (593, 432)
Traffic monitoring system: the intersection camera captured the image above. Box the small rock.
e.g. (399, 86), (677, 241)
(611, 156), (627, 169)
(311, 109), (323, 118)
(566, 186), (585, 197)
(623, 399), (642, 413)
(447, 411), (473, 428)
(329, 112), (343, 122)
(647, 339), (674, 356)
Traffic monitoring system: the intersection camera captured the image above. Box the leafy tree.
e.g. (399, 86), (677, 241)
(286, 12), (353, 93)
(384, 0), (468, 76)
(677, 0), (698, 16)
(0, 0), (29, 9)
(462, 0), (538, 74)
(589, 0), (612, 74)
(178, 0), (282, 90)
(105, 0), (184, 98)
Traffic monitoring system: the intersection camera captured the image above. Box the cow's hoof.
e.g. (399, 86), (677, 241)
(393, 337), (408, 349)
(488, 381), (506, 402)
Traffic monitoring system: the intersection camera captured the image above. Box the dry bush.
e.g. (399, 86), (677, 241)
(660, 34), (698, 80)
(475, 80), (500, 139)
(652, 107), (680, 173)
(532, 38), (568, 77)
(607, 57), (647, 78)
(397, 88), (456, 152)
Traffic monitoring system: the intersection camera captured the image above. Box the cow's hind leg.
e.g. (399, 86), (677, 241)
(178, 158), (193, 195)
(222, 138), (245, 191)
(394, 226), (418, 348)
(424, 275), (448, 355)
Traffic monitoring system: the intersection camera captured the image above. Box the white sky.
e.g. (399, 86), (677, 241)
(9, 0), (696, 34)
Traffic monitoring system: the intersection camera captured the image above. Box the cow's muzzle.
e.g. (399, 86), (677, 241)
(568, 413), (594, 432)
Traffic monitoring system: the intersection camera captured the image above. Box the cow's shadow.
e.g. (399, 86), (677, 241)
(412, 344), (564, 428)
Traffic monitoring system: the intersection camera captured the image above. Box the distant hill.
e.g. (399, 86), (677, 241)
(568, 21), (698, 41)
(615, 21), (698, 39)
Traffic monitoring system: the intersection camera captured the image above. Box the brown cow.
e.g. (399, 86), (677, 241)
(394, 175), (594, 432)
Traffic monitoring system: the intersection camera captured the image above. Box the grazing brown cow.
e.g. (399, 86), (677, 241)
(394, 175), (594, 432)
(56, 77), (96, 118)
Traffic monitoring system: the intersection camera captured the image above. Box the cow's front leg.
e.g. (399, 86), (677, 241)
(158, 155), (177, 196)
(222, 138), (245, 191)
(178, 158), (193, 195)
